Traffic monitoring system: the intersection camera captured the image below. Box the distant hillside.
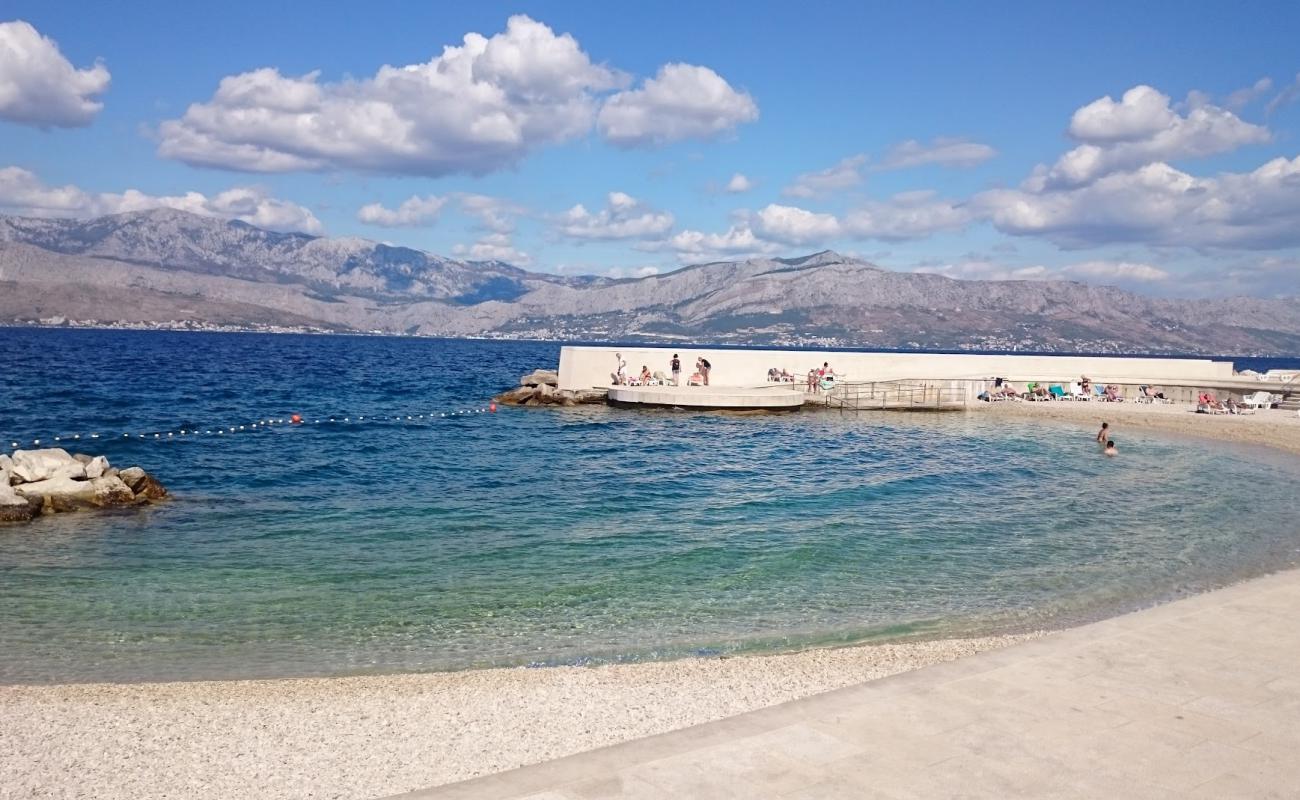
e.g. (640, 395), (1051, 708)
(2, 209), (1298, 354)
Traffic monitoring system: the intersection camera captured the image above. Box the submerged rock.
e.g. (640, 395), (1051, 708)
(0, 481), (39, 523)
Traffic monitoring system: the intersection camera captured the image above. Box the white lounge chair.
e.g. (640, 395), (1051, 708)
(1243, 391), (1274, 412)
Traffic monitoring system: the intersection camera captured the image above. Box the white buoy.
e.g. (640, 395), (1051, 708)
(55, 436), (61, 441)
(33, 439), (40, 445)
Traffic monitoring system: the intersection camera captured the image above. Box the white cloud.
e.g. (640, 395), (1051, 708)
(1033, 85), (1268, 189)
(782, 155), (866, 198)
(1061, 260), (1170, 282)
(452, 232), (530, 265)
(0, 166), (321, 233)
(912, 258), (1168, 286)
(980, 155), (1300, 250)
(753, 203), (840, 244)
(0, 20), (110, 128)
(1225, 77), (1273, 112)
(649, 222), (781, 263)
(879, 137), (996, 170)
(840, 191), (974, 241)
(457, 193), (524, 234)
(725, 172), (754, 193)
(597, 63), (757, 147)
(356, 194), (446, 227)
(157, 16), (621, 175)
(1266, 73), (1300, 116)
(556, 191), (673, 240)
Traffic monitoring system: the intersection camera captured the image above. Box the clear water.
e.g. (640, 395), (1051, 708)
(2, 328), (1299, 684)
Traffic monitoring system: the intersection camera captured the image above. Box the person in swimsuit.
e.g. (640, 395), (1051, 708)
(670, 354), (681, 386)
(1096, 422), (1109, 444)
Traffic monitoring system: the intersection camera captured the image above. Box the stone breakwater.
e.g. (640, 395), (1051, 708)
(0, 448), (167, 524)
(494, 369), (606, 407)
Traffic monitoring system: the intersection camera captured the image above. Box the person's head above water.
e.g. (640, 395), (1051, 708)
(1101, 422), (1109, 429)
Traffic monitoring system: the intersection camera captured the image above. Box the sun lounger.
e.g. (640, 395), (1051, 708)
(1243, 391), (1274, 412)
(1048, 385), (1067, 400)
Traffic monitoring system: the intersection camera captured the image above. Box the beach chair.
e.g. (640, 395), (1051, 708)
(1243, 391), (1274, 412)
(1048, 385), (1066, 400)
(818, 375), (839, 393)
(1093, 385), (1107, 400)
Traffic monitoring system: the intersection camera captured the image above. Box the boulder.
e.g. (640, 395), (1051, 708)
(535, 383), (557, 400)
(14, 475), (136, 513)
(520, 369), (559, 387)
(11, 448), (86, 483)
(130, 471), (168, 501)
(84, 455), (110, 480)
(496, 386), (535, 405)
(117, 466), (146, 490)
(1, 481), (40, 523)
(116, 466), (167, 500)
(73, 453), (94, 465)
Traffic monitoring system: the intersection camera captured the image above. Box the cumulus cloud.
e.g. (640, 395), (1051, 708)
(0, 20), (110, 128)
(356, 194), (446, 227)
(646, 222), (781, 264)
(158, 16), (620, 175)
(453, 232), (530, 265)
(597, 63), (757, 147)
(158, 17), (756, 175)
(556, 191), (673, 240)
(980, 156), (1300, 250)
(725, 172), (754, 193)
(753, 203), (840, 244)
(782, 155), (866, 198)
(1032, 85), (1268, 189)
(878, 137), (996, 170)
(0, 166), (322, 233)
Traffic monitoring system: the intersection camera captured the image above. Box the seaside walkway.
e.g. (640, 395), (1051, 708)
(396, 569), (1300, 799)
(824, 379), (971, 411)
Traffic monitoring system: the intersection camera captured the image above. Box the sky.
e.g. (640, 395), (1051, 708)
(2, 0), (1300, 298)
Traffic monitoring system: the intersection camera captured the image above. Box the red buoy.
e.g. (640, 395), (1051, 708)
(489, 402), (497, 413)
(291, 413), (302, 424)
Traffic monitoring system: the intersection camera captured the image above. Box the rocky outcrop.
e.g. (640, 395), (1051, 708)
(494, 368), (606, 407)
(1, 449), (168, 524)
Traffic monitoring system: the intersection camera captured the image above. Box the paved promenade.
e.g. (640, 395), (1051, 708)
(396, 568), (1300, 799)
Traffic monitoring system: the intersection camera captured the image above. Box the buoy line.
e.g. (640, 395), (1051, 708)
(5, 403), (499, 451)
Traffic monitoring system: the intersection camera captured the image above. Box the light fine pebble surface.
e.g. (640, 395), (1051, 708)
(975, 400), (1300, 454)
(0, 634), (1036, 800)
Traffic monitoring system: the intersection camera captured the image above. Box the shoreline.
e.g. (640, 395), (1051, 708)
(968, 398), (1300, 455)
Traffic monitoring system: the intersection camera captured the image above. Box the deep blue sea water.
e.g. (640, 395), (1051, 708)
(2, 328), (1299, 684)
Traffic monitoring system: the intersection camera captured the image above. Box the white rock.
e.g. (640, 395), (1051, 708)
(11, 448), (85, 483)
(84, 455), (110, 479)
(14, 474), (135, 512)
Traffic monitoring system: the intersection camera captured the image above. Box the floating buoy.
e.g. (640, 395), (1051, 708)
(291, 414), (302, 424)
(489, 402), (497, 412)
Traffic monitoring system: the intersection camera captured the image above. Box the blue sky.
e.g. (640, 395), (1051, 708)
(2, 1), (1299, 297)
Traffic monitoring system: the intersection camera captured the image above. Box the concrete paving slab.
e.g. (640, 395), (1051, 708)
(391, 568), (1300, 800)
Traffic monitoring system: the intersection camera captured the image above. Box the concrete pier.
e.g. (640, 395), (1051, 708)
(558, 346), (1235, 393)
(607, 384), (804, 411)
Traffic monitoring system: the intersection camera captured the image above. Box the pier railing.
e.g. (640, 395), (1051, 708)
(824, 379), (972, 411)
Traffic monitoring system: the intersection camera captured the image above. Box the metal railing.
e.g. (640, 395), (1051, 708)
(824, 379), (972, 412)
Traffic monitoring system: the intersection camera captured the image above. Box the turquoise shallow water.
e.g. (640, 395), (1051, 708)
(2, 329), (1299, 683)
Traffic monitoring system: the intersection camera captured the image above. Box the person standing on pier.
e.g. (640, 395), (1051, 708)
(698, 357), (711, 386)
(671, 353), (681, 386)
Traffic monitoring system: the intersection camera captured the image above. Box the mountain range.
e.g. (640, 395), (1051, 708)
(2, 208), (1298, 355)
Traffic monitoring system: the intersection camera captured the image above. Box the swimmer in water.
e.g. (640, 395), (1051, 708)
(1104, 439), (1118, 456)
(1096, 422), (1109, 444)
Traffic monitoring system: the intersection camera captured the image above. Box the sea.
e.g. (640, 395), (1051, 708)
(2, 327), (1299, 684)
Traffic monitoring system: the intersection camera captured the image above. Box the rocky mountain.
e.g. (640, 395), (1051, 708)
(2, 209), (1298, 354)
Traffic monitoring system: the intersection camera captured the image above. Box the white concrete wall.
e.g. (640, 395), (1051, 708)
(558, 346), (1235, 391)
